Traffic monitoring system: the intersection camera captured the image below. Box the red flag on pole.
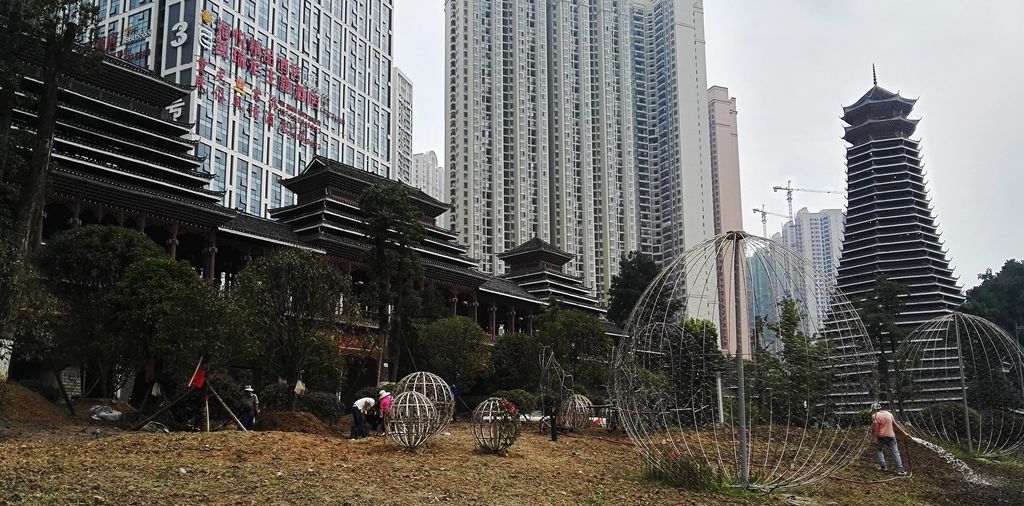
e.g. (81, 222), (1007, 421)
(188, 358), (206, 389)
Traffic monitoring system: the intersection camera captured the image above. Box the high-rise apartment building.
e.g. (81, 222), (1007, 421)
(447, 0), (712, 300)
(391, 67), (413, 185)
(772, 207), (845, 331)
(93, 0), (394, 216)
(708, 85), (744, 354)
(411, 151), (444, 201)
(631, 0), (716, 265)
(708, 86), (742, 236)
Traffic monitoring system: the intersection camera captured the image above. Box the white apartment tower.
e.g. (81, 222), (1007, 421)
(631, 0), (715, 265)
(94, 0), (395, 216)
(446, 0), (638, 299)
(708, 85), (745, 354)
(411, 151), (444, 200)
(708, 86), (742, 236)
(391, 67), (414, 185)
(772, 207), (846, 331)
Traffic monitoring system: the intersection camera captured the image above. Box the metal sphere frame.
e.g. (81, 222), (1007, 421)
(471, 397), (522, 453)
(387, 391), (437, 450)
(611, 232), (877, 490)
(558, 393), (593, 431)
(396, 371), (455, 435)
(894, 312), (1024, 456)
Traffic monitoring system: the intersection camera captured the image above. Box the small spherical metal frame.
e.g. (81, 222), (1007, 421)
(471, 397), (521, 454)
(894, 312), (1024, 456)
(558, 393), (593, 431)
(396, 371), (455, 434)
(387, 391), (437, 450)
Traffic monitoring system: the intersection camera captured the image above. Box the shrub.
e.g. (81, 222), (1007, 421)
(259, 383), (290, 411)
(493, 389), (538, 414)
(17, 379), (61, 403)
(259, 382), (346, 423)
(300, 391), (345, 422)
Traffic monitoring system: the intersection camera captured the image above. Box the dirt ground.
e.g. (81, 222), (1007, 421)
(2, 384), (1024, 505)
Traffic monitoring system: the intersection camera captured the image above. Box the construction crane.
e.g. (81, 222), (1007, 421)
(772, 180), (844, 219)
(752, 205), (789, 238)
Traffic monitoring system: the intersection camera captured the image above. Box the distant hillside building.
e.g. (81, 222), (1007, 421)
(836, 81), (964, 330)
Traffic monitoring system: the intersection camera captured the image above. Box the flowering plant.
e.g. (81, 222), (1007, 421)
(498, 399), (519, 417)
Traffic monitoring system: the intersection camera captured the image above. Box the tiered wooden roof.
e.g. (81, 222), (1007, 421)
(271, 157), (488, 288)
(499, 238), (605, 314)
(12, 40), (233, 229)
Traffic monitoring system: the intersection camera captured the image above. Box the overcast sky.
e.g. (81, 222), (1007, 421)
(393, 1), (1024, 289)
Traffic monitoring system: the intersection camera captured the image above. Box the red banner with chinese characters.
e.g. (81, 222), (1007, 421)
(196, 11), (344, 150)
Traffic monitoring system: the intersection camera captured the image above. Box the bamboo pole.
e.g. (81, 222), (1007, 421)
(129, 388), (197, 430)
(207, 384), (247, 431)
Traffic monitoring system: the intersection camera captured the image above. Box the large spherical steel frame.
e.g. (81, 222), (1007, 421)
(387, 391), (437, 450)
(471, 397), (521, 453)
(611, 232), (877, 490)
(894, 312), (1024, 456)
(396, 371), (455, 435)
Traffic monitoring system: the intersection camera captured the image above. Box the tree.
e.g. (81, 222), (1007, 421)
(417, 316), (490, 388)
(33, 225), (164, 396)
(607, 251), (660, 327)
(964, 260), (1024, 341)
(855, 276), (910, 401)
(101, 258), (240, 390)
(360, 183), (425, 380)
(757, 298), (831, 423)
(535, 304), (611, 388)
(0, 2), (99, 354)
(491, 332), (543, 391)
(232, 250), (351, 410)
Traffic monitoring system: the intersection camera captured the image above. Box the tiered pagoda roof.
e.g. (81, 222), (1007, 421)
(271, 157), (488, 288)
(499, 238), (605, 314)
(11, 41), (232, 228)
(836, 81), (964, 331)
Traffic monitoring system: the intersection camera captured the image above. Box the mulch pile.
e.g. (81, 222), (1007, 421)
(254, 411), (332, 435)
(0, 382), (72, 427)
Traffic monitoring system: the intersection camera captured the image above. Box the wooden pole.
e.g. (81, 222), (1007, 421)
(203, 393), (211, 432)
(129, 388), (197, 430)
(207, 384), (247, 431)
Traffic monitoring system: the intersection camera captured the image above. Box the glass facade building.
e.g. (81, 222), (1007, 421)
(94, 0), (394, 217)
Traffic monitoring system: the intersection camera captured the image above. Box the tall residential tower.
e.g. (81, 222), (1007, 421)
(391, 67), (413, 185)
(708, 85), (745, 353)
(446, 0), (713, 300)
(631, 0), (716, 265)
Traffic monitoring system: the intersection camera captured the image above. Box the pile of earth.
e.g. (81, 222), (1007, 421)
(254, 411), (332, 435)
(0, 381), (72, 427)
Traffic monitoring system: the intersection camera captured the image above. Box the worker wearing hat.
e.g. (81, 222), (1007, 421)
(377, 390), (393, 436)
(239, 385), (259, 430)
(871, 402), (907, 475)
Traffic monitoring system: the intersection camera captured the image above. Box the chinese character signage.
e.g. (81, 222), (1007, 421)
(195, 9), (343, 150)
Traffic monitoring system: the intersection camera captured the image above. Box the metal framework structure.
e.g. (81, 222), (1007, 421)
(470, 397), (522, 453)
(612, 232), (877, 490)
(386, 391), (437, 450)
(894, 312), (1024, 456)
(558, 393), (593, 431)
(396, 371), (455, 435)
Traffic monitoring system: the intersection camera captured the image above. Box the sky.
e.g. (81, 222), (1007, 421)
(393, 0), (1024, 289)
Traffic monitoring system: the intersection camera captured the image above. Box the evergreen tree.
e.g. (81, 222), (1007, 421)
(607, 251), (660, 327)
(360, 183), (425, 381)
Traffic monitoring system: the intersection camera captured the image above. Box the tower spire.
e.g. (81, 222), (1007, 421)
(872, 64), (877, 86)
